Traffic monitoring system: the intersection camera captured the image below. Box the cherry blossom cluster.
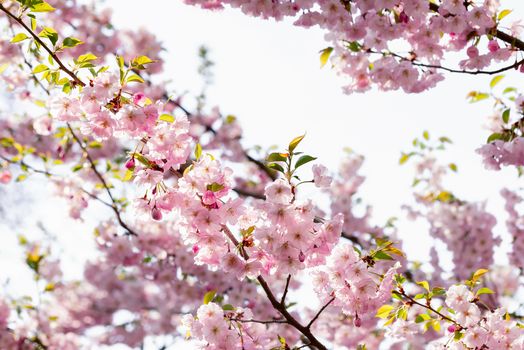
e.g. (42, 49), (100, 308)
(182, 303), (296, 349)
(184, 0), (522, 93)
(501, 188), (524, 270)
(311, 244), (400, 326)
(0, 0), (524, 349)
(477, 137), (524, 170)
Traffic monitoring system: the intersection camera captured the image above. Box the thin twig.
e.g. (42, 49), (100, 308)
(230, 318), (288, 325)
(281, 274), (292, 305)
(396, 289), (460, 327)
(67, 124), (137, 236)
(306, 297), (335, 329)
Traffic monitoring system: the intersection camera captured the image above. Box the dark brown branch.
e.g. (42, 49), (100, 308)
(377, 49), (524, 76)
(281, 274), (292, 305)
(0, 4), (85, 87)
(306, 297), (335, 329)
(221, 225), (328, 350)
(67, 124), (137, 236)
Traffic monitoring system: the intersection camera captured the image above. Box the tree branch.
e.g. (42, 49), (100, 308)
(221, 225), (328, 350)
(0, 3), (85, 87)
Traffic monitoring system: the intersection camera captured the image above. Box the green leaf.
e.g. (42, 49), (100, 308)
(467, 91), (489, 103)
(288, 134), (305, 153)
(490, 75), (504, 89)
(415, 314), (431, 323)
(11, 33), (29, 43)
(373, 251), (393, 260)
(487, 132), (503, 143)
(31, 1), (55, 12)
(471, 268), (489, 283)
(448, 163), (458, 172)
(77, 53), (98, 63)
(203, 290), (216, 305)
(222, 304), (235, 311)
(32, 64), (49, 74)
(502, 109), (510, 124)
(267, 152), (288, 162)
(376, 305), (394, 319)
(126, 74), (144, 83)
(319, 47), (333, 68)
(194, 143), (202, 161)
(62, 37), (83, 48)
(16, 174), (28, 182)
(295, 155), (317, 169)
(123, 169), (134, 182)
(503, 87), (517, 94)
(423, 130), (430, 140)
(38, 27), (58, 46)
(454, 331), (464, 341)
(131, 55), (154, 69)
(268, 163), (285, 173)
(498, 9), (512, 21)
(476, 287), (494, 296)
(432, 287), (446, 296)
(159, 114), (174, 123)
(399, 153), (411, 165)
(348, 41), (362, 52)
(417, 281), (430, 292)
(207, 182), (225, 192)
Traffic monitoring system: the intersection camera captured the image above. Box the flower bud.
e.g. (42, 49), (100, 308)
(354, 314), (361, 327)
(125, 158), (135, 169)
(466, 46), (479, 58)
(151, 207), (162, 221)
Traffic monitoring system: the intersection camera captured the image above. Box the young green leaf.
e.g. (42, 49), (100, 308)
(203, 290), (216, 305)
(319, 47), (333, 68)
(62, 37), (83, 48)
(288, 134), (305, 153)
(11, 33), (29, 43)
(295, 155), (317, 169)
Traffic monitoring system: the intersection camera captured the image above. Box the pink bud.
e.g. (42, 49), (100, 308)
(192, 245), (200, 254)
(487, 40), (500, 53)
(466, 46), (479, 58)
(354, 314), (361, 327)
(448, 324), (457, 333)
(520, 64), (524, 73)
(125, 158), (135, 169)
(298, 251), (306, 263)
(151, 207), (162, 221)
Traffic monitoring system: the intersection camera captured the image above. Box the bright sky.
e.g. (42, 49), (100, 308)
(1, 1), (524, 348)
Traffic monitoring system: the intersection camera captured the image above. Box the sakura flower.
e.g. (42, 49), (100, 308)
(312, 164), (332, 188)
(264, 178), (293, 204)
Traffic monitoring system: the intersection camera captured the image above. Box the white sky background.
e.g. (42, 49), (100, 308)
(1, 0), (524, 348)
